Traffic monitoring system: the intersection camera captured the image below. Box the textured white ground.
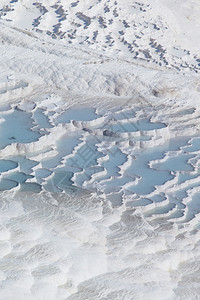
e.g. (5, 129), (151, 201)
(0, 1), (200, 299)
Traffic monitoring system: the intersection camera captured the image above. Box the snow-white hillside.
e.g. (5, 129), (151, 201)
(0, 1), (200, 300)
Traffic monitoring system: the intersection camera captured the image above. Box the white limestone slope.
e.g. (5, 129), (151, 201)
(0, 1), (200, 299)
(0, 0), (200, 72)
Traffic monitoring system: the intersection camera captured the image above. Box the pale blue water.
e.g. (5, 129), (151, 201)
(56, 107), (100, 123)
(130, 198), (152, 207)
(0, 178), (18, 190)
(41, 135), (82, 170)
(108, 122), (138, 133)
(0, 109), (41, 149)
(20, 182), (42, 193)
(154, 154), (195, 172)
(95, 145), (127, 182)
(150, 194), (166, 203)
(145, 203), (176, 217)
(33, 108), (53, 129)
(4, 172), (33, 184)
(0, 160), (18, 172)
(178, 173), (199, 184)
(126, 149), (173, 195)
(184, 138), (200, 152)
(0, 104), (199, 226)
(44, 171), (75, 193)
(167, 137), (190, 151)
(107, 118), (166, 133)
(11, 156), (39, 174)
